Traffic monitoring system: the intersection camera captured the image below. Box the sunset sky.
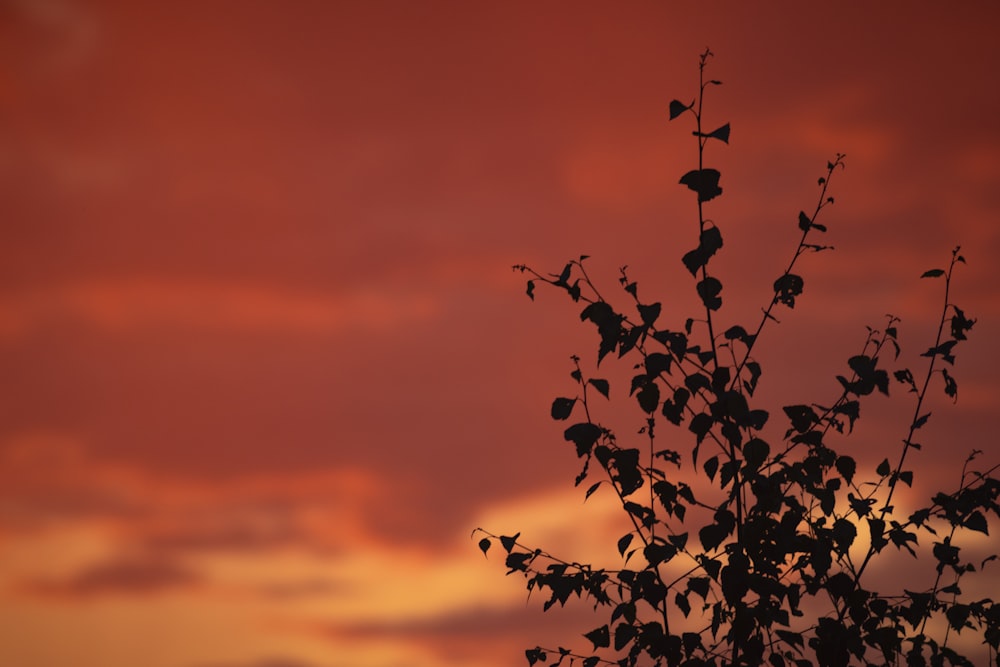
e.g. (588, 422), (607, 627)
(2, 2), (999, 666)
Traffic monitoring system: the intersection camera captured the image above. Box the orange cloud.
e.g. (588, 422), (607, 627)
(0, 280), (441, 339)
(22, 556), (203, 599)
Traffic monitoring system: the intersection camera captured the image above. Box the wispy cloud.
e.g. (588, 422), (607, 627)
(22, 556), (203, 598)
(192, 659), (329, 667)
(0, 280), (441, 339)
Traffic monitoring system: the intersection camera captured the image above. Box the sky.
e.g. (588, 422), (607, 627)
(1, 1), (999, 666)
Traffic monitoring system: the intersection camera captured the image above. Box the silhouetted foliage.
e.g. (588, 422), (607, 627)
(476, 50), (999, 667)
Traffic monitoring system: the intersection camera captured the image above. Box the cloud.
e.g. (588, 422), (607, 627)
(1, 463), (625, 665)
(0, 280), (440, 339)
(22, 556), (203, 598)
(253, 579), (344, 601)
(193, 660), (326, 667)
(0, 433), (393, 606)
(322, 603), (605, 667)
(0, 434), (146, 528)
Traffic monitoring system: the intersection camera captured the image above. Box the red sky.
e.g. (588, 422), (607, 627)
(1, 2), (999, 666)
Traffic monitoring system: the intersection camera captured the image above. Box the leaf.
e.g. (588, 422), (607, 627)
(913, 412), (930, 430)
(504, 553), (534, 580)
(921, 268), (945, 278)
(668, 532), (688, 550)
(950, 305), (976, 340)
(500, 533), (520, 553)
(637, 382), (660, 414)
(669, 99), (692, 120)
(682, 226), (724, 276)
(776, 630), (804, 648)
(720, 552), (749, 604)
(564, 422), (603, 457)
(798, 211), (812, 231)
(612, 448), (643, 496)
(848, 494), (872, 517)
(661, 387), (690, 425)
(743, 438), (769, 471)
(588, 378), (610, 399)
(889, 525), (918, 556)
(832, 518), (857, 553)
(876, 458), (891, 476)
(617, 533), (634, 556)
(675, 592), (691, 617)
(613, 622), (636, 651)
(584, 481), (602, 499)
(724, 324), (750, 343)
(835, 455), (856, 485)
(638, 302), (662, 326)
(624, 501), (655, 528)
(868, 518), (887, 550)
(747, 409), (768, 429)
(834, 400), (861, 432)
(706, 122), (730, 143)
(933, 541), (960, 570)
(701, 225), (723, 255)
(941, 368), (958, 401)
(644, 541), (676, 566)
(551, 397), (576, 420)
(683, 632), (703, 657)
(685, 373), (712, 395)
(687, 576), (711, 600)
(699, 521), (728, 552)
(525, 280), (535, 300)
(478, 537), (491, 556)
(946, 604), (970, 630)
(773, 273), (805, 308)
(894, 368), (916, 393)
(652, 329), (688, 357)
(567, 280), (581, 301)
(580, 300), (622, 364)
(688, 412), (714, 445)
(703, 455), (719, 482)
(922, 339), (958, 365)
(840, 354), (890, 396)
(696, 276), (723, 311)
(584, 624), (610, 649)
(746, 361), (762, 395)
(680, 251), (703, 278)
(644, 352), (672, 377)
(965, 510), (989, 535)
(699, 555), (722, 580)
(711, 601), (724, 637)
(783, 404), (818, 433)
(679, 168), (723, 203)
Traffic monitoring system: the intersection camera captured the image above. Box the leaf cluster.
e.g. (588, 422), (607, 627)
(478, 50), (998, 667)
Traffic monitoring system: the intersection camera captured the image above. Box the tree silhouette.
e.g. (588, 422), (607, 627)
(475, 50), (999, 667)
